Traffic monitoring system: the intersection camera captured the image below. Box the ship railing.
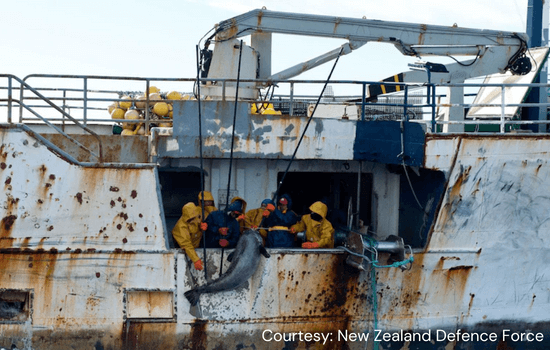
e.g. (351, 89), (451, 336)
(2, 74), (550, 136)
(0, 74), (104, 161)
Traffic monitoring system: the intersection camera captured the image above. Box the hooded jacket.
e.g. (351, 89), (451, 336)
(265, 194), (299, 248)
(291, 201), (335, 248)
(203, 208), (241, 249)
(245, 199), (274, 243)
(172, 202), (203, 262)
(229, 196), (247, 233)
(198, 191), (217, 219)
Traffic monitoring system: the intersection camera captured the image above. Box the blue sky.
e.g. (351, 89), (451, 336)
(2, 0), (530, 83)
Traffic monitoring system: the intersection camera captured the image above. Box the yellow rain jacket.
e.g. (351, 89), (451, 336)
(291, 201), (335, 248)
(198, 191), (217, 219)
(245, 207), (268, 242)
(172, 202), (203, 263)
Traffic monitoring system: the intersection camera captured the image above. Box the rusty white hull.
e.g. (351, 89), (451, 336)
(2, 119), (550, 350)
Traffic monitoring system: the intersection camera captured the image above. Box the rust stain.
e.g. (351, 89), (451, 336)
(130, 190), (137, 199)
(378, 253), (426, 326)
(110, 186), (120, 192)
(1, 215), (17, 237)
(75, 192), (83, 205)
(189, 320), (208, 350)
(0, 162), (6, 170)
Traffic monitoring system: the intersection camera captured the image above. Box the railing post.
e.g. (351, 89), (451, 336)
(290, 82), (294, 116)
(431, 84), (436, 133)
(62, 90), (67, 132)
(500, 85), (506, 133)
(361, 82), (366, 121)
(403, 85), (409, 122)
(145, 80), (150, 134)
(222, 80), (226, 101)
(8, 76), (12, 124)
(83, 77), (88, 126)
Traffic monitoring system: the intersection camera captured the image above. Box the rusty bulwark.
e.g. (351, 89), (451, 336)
(0, 127), (167, 251)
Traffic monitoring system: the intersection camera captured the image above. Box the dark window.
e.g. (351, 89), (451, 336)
(0, 290), (31, 323)
(159, 170), (203, 248)
(276, 172), (373, 233)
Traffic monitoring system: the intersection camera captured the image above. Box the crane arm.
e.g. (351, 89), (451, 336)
(213, 9), (528, 61)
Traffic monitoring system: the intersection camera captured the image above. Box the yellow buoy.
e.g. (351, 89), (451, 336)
(119, 95), (133, 110)
(135, 94), (147, 109)
(166, 91), (182, 101)
(123, 109), (140, 130)
(147, 86), (160, 95)
(153, 102), (169, 117)
(121, 129), (135, 136)
(168, 103), (174, 118)
(148, 93), (162, 107)
(108, 102), (117, 114)
(111, 108), (125, 120)
(135, 123), (146, 135)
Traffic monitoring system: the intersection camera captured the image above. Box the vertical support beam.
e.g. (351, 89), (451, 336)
(522, 0), (544, 132)
(7, 77), (12, 124)
(371, 164), (400, 240)
(251, 32), (272, 79)
(442, 86), (465, 133)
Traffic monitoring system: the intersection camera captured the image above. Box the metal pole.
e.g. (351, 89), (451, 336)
(7, 77), (12, 124)
(434, 84), (437, 133)
(83, 77), (88, 126)
(145, 80), (150, 134)
(196, 45), (208, 281)
(361, 83), (366, 121)
(500, 85), (506, 133)
(289, 82), (294, 116)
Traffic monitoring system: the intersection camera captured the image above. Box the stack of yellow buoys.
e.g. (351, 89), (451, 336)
(108, 86), (192, 135)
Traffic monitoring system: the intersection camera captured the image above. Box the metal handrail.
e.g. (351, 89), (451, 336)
(1, 74), (104, 161)
(2, 74), (549, 135)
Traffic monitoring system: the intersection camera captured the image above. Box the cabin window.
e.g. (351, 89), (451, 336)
(0, 290), (32, 323)
(276, 172), (373, 245)
(125, 290), (175, 321)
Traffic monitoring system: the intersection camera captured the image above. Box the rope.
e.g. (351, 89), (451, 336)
(221, 40), (244, 276)
(272, 46), (345, 203)
(195, 45), (208, 281)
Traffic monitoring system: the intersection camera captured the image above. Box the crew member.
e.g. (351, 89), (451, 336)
(198, 191), (217, 219)
(245, 198), (275, 243)
(229, 196), (248, 233)
(172, 202), (206, 271)
(202, 200), (243, 249)
(291, 201), (334, 248)
(265, 194), (299, 248)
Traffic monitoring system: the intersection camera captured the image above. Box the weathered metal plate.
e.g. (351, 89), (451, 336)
(168, 100), (357, 160)
(0, 126), (167, 251)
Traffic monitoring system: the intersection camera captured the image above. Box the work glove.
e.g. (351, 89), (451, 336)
(290, 227), (296, 234)
(200, 222), (208, 231)
(302, 242), (319, 249)
(263, 203), (275, 217)
(218, 227), (228, 236)
(237, 214), (246, 221)
(219, 239), (229, 247)
(251, 225), (258, 229)
(194, 259), (204, 271)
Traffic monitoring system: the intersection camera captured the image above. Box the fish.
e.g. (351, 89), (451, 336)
(184, 229), (270, 306)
